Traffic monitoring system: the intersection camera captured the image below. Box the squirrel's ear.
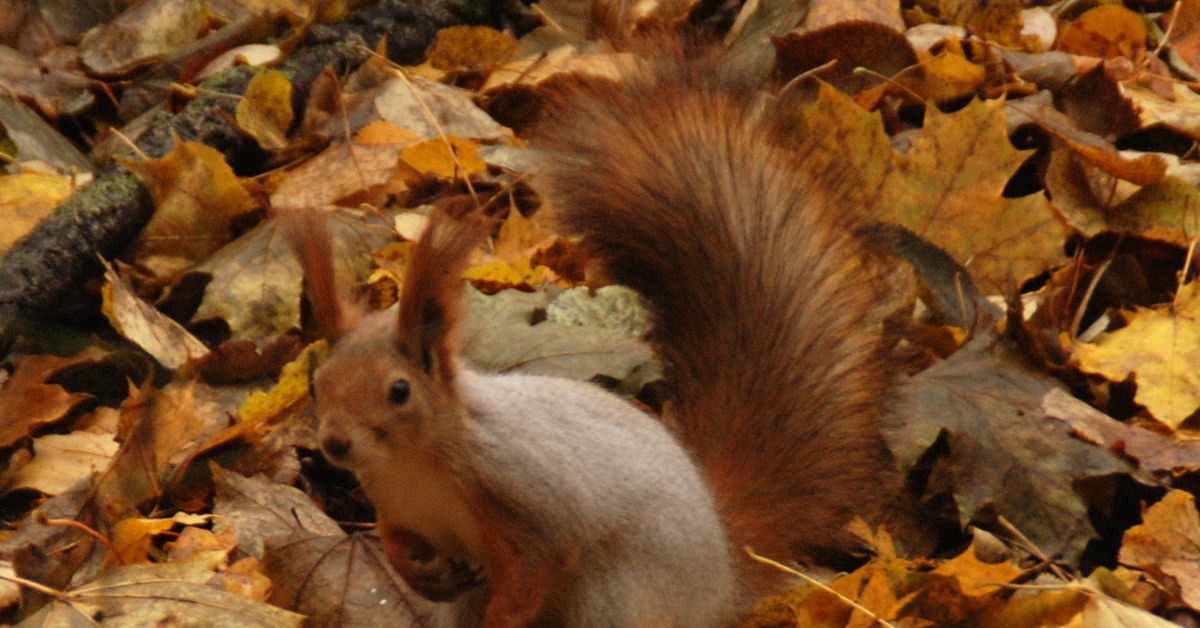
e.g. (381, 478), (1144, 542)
(397, 209), (489, 380)
(279, 211), (355, 341)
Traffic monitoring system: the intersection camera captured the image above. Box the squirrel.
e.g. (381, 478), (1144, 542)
(288, 49), (896, 628)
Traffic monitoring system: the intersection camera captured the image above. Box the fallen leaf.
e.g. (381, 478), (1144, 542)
(400, 135), (487, 179)
(424, 24), (518, 71)
(265, 532), (440, 626)
(1044, 388), (1200, 475)
(267, 142), (410, 211)
(189, 215), (389, 343)
(4, 432), (118, 496)
(93, 380), (226, 520)
(0, 353), (98, 449)
(17, 561), (304, 627)
(1119, 490), (1200, 612)
(376, 74), (507, 141)
(932, 539), (1027, 597)
(798, 83), (1063, 290)
(78, 0), (204, 77)
(236, 70), (294, 151)
(1074, 281), (1200, 428)
(460, 287), (657, 388)
(890, 333), (1132, 562)
(1123, 80), (1200, 142)
(0, 172), (79, 252)
(121, 139), (258, 278)
(354, 120), (422, 146)
(102, 262), (210, 369)
(211, 467), (344, 560)
(1058, 5), (1147, 64)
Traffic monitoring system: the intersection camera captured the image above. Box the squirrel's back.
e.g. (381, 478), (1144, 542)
(534, 52), (894, 570)
(455, 369), (739, 626)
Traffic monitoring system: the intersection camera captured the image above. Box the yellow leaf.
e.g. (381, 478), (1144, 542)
(238, 341), (328, 426)
(463, 260), (547, 288)
(797, 83), (1063, 290)
(931, 540), (1027, 597)
(236, 70), (294, 151)
(424, 24), (518, 71)
(0, 172), (86, 252)
(355, 120), (422, 146)
(1074, 282), (1200, 428)
(119, 140), (257, 274)
(110, 516), (181, 566)
(400, 135), (486, 179)
(1058, 5), (1146, 63)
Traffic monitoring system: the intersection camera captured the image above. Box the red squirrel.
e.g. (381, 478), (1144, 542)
(290, 52), (894, 627)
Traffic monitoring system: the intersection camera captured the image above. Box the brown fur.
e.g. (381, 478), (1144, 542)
(278, 211), (355, 340)
(396, 211), (491, 380)
(534, 54), (894, 577)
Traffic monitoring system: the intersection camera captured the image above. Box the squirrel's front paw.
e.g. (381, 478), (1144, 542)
(406, 554), (486, 601)
(380, 525), (486, 602)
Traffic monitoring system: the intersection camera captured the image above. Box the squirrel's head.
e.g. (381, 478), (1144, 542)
(312, 311), (467, 471)
(284, 209), (489, 471)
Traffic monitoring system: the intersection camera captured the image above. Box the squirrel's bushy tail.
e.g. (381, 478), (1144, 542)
(533, 52), (893, 572)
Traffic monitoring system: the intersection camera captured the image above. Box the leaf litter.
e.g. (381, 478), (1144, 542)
(0, 0), (1199, 626)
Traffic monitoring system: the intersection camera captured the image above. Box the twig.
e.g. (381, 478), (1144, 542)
(746, 547), (898, 628)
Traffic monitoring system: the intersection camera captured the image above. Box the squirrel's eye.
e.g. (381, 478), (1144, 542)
(389, 379), (411, 405)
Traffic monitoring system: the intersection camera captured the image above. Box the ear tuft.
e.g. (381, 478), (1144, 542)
(397, 209), (491, 380)
(277, 211), (357, 341)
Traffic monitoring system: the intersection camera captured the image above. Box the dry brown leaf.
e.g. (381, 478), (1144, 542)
(891, 334), (1131, 562)
(774, 22), (917, 97)
(4, 432), (118, 496)
(1119, 490), (1200, 612)
(217, 557), (272, 601)
(1044, 389), (1200, 475)
(264, 532), (440, 625)
(93, 380), (226, 520)
(167, 525), (233, 566)
(268, 142), (410, 210)
(20, 562), (304, 626)
(0, 47), (99, 119)
(102, 262), (210, 369)
(1006, 98), (1167, 186)
(803, 0), (904, 32)
(77, 0), (204, 77)
(188, 215), (388, 343)
(481, 46), (631, 132)
(375, 74), (507, 141)
(1163, 0), (1200, 76)
(1045, 150), (1199, 243)
(121, 140), (258, 278)
(211, 467), (345, 559)
(494, 206), (557, 263)
(918, 47), (989, 102)
(1123, 80), (1200, 142)
(196, 44), (283, 81)
(0, 352), (99, 449)
(109, 515), (185, 566)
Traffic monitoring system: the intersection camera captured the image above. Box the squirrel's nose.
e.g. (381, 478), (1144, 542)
(322, 434), (351, 460)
